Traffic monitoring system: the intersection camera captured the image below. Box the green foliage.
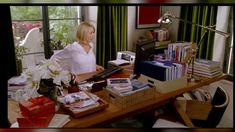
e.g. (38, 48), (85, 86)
(11, 6), (80, 50)
(48, 6), (79, 50)
(10, 6), (42, 20)
(15, 45), (28, 60)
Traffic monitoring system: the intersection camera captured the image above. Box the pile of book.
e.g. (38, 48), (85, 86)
(106, 78), (150, 96)
(188, 59), (223, 78)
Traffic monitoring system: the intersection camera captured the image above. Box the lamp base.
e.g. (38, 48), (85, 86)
(187, 74), (201, 83)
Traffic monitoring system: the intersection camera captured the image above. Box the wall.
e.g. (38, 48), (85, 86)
(128, 6), (181, 51)
(86, 6), (181, 53)
(84, 6), (98, 55)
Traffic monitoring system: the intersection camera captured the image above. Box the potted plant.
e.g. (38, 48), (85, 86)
(15, 45), (28, 76)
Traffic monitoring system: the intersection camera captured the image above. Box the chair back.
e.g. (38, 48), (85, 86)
(192, 87), (229, 127)
(206, 87), (229, 127)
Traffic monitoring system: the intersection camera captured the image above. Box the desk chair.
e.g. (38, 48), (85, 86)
(192, 86), (229, 127)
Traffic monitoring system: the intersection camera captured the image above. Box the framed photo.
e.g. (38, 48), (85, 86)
(136, 6), (161, 29)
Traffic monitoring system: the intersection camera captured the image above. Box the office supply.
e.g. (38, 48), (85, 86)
(107, 78), (132, 87)
(108, 59), (130, 68)
(104, 84), (155, 108)
(86, 66), (123, 82)
(58, 92), (109, 118)
(138, 74), (187, 93)
(117, 51), (136, 64)
(139, 61), (167, 81)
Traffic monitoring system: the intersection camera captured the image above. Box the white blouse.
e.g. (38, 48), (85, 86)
(50, 42), (96, 75)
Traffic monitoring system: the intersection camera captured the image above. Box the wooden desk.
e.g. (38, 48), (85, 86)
(65, 71), (228, 127)
(8, 68), (228, 128)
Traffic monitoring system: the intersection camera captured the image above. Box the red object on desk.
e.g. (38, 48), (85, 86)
(68, 85), (80, 93)
(19, 96), (55, 117)
(17, 114), (54, 128)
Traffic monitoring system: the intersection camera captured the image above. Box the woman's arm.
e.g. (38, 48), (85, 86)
(96, 65), (104, 71)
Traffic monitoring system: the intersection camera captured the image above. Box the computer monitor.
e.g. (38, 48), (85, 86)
(133, 40), (155, 76)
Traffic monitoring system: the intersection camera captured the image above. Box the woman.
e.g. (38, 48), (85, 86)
(50, 22), (104, 75)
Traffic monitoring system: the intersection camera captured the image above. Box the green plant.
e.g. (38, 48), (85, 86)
(15, 45), (28, 60)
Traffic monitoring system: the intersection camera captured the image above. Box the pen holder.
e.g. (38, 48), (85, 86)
(68, 85), (80, 93)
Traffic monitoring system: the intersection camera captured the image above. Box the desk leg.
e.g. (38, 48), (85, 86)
(173, 100), (194, 127)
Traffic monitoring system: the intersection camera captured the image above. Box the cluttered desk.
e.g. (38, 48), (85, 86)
(63, 68), (228, 127)
(8, 64), (227, 128)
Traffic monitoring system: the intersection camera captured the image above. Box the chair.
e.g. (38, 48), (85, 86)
(19, 27), (45, 69)
(192, 86), (229, 127)
(172, 86), (229, 128)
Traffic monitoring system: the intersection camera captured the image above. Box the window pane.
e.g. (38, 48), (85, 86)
(49, 19), (80, 50)
(11, 6), (44, 71)
(12, 21), (42, 45)
(48, 6), (80, 19)
(48, 6), (82, 50)
(10, 6), (42, 20)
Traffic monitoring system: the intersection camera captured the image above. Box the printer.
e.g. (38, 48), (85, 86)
(117, 51), (136, 64)
(108, 51), (136, 68)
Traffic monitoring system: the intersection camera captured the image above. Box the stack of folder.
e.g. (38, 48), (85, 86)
(140, 60), (187, 81)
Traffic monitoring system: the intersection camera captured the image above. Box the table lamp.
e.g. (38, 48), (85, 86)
(158, 11), (230, 82)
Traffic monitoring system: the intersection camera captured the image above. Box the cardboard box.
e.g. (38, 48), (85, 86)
(17, 114), (54, 128)
(138, 74), (187, 93)
(19, 96), (55, 117)
(103, 86), (155, 109)
(186, 100), (212, 120)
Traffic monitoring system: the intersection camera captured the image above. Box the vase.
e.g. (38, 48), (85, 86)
(37, 78), (58, 101)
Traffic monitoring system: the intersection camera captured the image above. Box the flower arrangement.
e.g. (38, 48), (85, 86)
(22, 59), (71, 100)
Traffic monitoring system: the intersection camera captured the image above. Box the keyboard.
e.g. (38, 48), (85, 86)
(87, 66), (123, 82)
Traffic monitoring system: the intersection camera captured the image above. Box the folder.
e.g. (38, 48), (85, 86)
(140, 61), (167, 81)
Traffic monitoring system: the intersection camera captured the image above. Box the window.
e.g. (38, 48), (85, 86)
(10, 6), (82, 70)
(48, 6), (82, 50)
(224, 7), (233, 78)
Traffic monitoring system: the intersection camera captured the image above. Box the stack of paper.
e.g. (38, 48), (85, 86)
(188, 59), (222, 78)
(11, 114), (70, 128)
(107, 78), (133, 94)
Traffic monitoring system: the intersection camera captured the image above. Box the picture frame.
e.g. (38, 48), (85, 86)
(136, 6), (161, 29)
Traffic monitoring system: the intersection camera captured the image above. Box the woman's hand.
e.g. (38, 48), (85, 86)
(96, 65), (104, 71)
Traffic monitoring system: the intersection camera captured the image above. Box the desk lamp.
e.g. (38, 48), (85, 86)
(158, 11), (230, 82)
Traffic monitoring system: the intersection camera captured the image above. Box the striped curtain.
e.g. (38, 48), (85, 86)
(178, 6), (217, 59)
(96, 6), (128, 68)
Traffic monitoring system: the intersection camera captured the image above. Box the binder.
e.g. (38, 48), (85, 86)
(140, 61), (167, 81)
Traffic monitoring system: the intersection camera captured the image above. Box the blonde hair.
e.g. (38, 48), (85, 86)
(76, 21), (95, 43)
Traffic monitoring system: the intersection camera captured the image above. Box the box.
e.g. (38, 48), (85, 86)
(17, 114), (54, 128)
(186, 100), (212, 120)
(138, 74), (187, 93)
(103, 86), (155, 108)
(19, 96), (55, 117)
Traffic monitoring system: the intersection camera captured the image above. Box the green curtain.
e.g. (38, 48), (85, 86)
(96, 6), (128, 68)
(178, 6), (217, 60)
